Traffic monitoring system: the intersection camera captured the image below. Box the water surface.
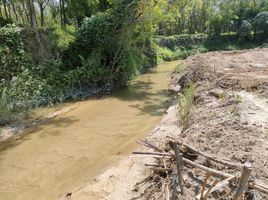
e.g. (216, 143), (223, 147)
(0, 61), (180, 200)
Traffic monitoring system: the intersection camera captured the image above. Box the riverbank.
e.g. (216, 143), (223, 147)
(69, 48), (268, 199)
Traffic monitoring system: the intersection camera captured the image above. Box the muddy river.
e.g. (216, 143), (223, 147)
(0, 61), (180, 200)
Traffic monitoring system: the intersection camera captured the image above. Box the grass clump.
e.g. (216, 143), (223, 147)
(177, 83), (195, 130)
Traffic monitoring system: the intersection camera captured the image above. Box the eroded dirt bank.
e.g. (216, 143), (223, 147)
(78, 48), (268, 200)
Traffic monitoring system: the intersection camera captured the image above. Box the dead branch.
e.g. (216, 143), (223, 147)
(202, 179), (220, 200)
(180, 142), (243, 169)
(133, 151), (173, 157)
(196, 176), (235, 199)
(138, 140), (163, 152)
(182, 157), (234, 178)
(200, 174), (210, 200)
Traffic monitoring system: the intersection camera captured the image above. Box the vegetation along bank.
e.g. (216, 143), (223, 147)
(0, 0), (268, 125)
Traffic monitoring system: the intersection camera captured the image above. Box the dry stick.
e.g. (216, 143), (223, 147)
(134, 152), (268, 195)
(252, 182), (268, 190)
(197, 176), (236, 199)
(139, 140), (163, 152)
(133, 151), (173, 157)
(133, 151), (234, 178)
(165, 183), (170, 200)
(182, 157), (234, 178)
(172, 169), (177, 200)
(200, 173), (210, 200)
(172, 142), (184, 194)
(202, 179), (220, 200)
(180, 143), (244, 169)
(149, 167), (173, 172)
(250, 184), (268, 195)
(233, 162), (252, 200)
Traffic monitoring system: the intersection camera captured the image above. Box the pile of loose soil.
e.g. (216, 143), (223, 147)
(165, 48), (268, 199)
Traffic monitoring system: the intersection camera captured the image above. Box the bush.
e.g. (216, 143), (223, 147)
(0, 25), (33, 81)
(177, 83), (195, 130)
(254, 11), (268, 34)
(210, 15), (223, 36)
(238, 20), (253, 41)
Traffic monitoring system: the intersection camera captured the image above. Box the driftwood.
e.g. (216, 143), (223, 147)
(179, 142), (244, 169)
(233, 162), (252, 200)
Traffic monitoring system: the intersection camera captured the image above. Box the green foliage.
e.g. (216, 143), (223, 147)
(238, 20), (253, 41)
(254, 11), (268, 34)
(177, 83), (195, 130)
(210, 14), (223, 36)
(50, 24), (76, 51)
(0, 17), (12, 27)
(67, 0), (100, 24)
(0, 25), (33, 81)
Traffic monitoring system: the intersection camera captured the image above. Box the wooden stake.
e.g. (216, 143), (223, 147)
(172, 142), (184, 194)
(172, 169), (177, 200)
(233, 162), (252, 200)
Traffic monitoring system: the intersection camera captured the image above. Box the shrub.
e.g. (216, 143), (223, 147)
(0, 25), (33, 81)
(210, 15), (223, 36)
(238, 20), (253, 41)
(254, 11), (268, 34)
(177, 83), (195, 130)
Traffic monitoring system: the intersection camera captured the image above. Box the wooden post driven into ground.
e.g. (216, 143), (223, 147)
(233, 162), (252, 200)
(172, 142), (184, 194)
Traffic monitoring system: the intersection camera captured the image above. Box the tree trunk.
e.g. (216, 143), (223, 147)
(11, 0), (18, 21)
(3, 0), (9, 19)
(60, 0), (67, 27)
(22, 0), (30, 25)
(7, 2), (12, 19)
(17, 4), (26, 24)
(28, 0), (38, 27)
(0, 6), (3, 17)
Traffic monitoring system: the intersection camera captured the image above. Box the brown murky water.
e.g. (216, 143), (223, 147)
(0, 61), (180, 200)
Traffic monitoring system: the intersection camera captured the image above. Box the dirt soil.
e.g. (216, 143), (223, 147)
(67, 48), (268, 200)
